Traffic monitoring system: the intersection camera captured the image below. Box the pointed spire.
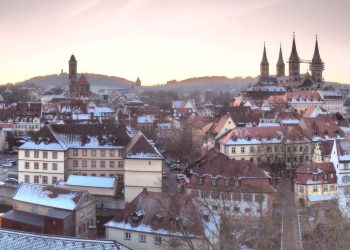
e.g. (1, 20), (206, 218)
(277, 43), (284, 65)
(312, 34), (322, 64)
(261, 42), (269, 65)
(289, 32), (300, 62)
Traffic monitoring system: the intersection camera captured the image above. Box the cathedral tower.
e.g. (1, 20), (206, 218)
(310, 35), (324, 83)
(69, 54), (77, 85)
(288, 33), (300, 82)
(276, 44), (285, 77)
(260, 43), (269, 77)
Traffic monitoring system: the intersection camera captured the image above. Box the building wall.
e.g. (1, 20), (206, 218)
(75, 193), (96, 238)
(294, 183), (337, 205)
(124, 159), (162, 202)
(105, 227), (203, 250)
(18, 149), (66, 185)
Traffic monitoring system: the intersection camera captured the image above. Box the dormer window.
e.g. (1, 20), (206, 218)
(197, 177), (204, 185)
(234, 179), (240, 188)
(324, 174), (328, 180)
(211, 178), (217, 186)
(224, 179), (229, 187)
(313, 174), (318, 181)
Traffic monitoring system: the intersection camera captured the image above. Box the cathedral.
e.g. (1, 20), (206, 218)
(68, 55), (91, 98)
(258, 34), (325, 91)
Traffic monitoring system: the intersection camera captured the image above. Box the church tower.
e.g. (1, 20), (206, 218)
(288, 33), (300, 82)
(260, 43), (269, 78)
(69, 54), (77, 85)
(136, 77), (141, 87)
(276, 44), (285, 77)
(310, 35), (324, 83)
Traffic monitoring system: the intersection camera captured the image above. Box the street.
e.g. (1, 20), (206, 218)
(0, 153), (19, 185)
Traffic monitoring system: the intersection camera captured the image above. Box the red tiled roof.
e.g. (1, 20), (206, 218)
(300, 116), (344, 139)
(294, 162), (337, 184)
(77, 74), (89, 85)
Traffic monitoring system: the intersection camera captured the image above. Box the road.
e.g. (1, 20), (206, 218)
(281, 179), (302, 250)
(162, 161), (182, 193)
(0, 153), (18, 185)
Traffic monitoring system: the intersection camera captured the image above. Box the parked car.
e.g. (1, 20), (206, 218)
(1, 162), (13, 168)
(5, 178), (18, 184)
(162, 172), (168, 179)
(6, 159), (16, 165)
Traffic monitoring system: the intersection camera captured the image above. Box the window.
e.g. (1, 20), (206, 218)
(100, 150), (106, 157)
(52, 177), (57, 184)
(82, 160), (87, 167)
(100, 161), (106, 168)
(255, 194), (265, 203)
(73, 160), (78, 167)
(313, 174), (318, 181)
(323, 186), (328, 192)
(34, 176), (39, 183)
(100, 174), (105, 177)
(109, 174), (115, 177)
(330, 185), (335, 191)
(24, 175), (30, 183)
(110, 161), (115, 168)
(25, 162), (30, 169)
(73, 149), (78, 156)
(42, 176), (48, 184)
(91, 173), (96, 176)
(43, 163), (48, 170)
(313, 185), (318, 192)
(331, 173), (334, 179)
(25, 151), (30, 157)
(234, 207), (240, 212)
(52, 163), (58, 170)
(274, 146), (278, 153)
(91, 161), (96, 168)
(139, 234), (146, 242)
(241, 147), (245, 153)
(43, 151), (48, 158)
(82, 149), (87, 156)
(222, 192), (231, 200)
(231, 147), (236, 154)
(34, 162), (39, 169)
(234, 179), (240, 187)
(245, 208), (251, 213)
(110, 150), (115, 157)
(324, 174), (328, 180)
(211, 178), (217, 186)
(52, 152), (58, 159)
(197, 177), (204, 185)
(125, 232), (131, 240)
(250, 147), (254, 153)
(243, 193), (252, 202)
(299, 186), (304, 193)
(118, 161), (124, 168)
(233, 193), (241, 201)
(80, 211), (84, 218)
(224, 179), (229, 186)
(299, 146), (303, 152)
(34, 151), (39, 158)
(91, 150), (96, 157)
(154, 236), (161, 245)
(118, 174), (124, 182)
(118, 150), (124, 157)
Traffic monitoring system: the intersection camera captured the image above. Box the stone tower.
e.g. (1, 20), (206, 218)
(276, 44), (285, 77)
(310, 35), (324, 83)
(69, 55), (77, 85)
(260, 43), (269, 77)
(288, 33), (300, 82)
(136, 77), (141, 87)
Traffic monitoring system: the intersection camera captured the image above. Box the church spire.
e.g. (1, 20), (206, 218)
(260, 42), (269, 77)
(310, 34), (324, 83)
(276, 43), (285, 77)
(289, 32), (300, 62)
(312, 35), (322, 64)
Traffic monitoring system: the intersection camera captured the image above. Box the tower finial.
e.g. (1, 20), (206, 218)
(293, 32), (295, 38)
(316, 34), (318, 41)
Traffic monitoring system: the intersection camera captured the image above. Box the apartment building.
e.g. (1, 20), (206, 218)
(185, 149), (276, 216)
(18, 124), (163, 203)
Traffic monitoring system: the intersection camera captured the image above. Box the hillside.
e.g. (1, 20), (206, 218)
(146, 76), (257, 93)
(18, 73), (135, 91)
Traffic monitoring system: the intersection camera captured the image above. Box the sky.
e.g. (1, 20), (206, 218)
(0, 0), (349, 85)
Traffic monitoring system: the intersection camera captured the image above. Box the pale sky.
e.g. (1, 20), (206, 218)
(0, 0), (349, 85)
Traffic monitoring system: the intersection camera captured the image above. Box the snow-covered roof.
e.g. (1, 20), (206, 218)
(13, 183), (83, 211)
(137, 115), (155, 124)
(0, 228), (129, 250)
(66, 175), (116, 188)
(72, 114), (90, 120)
(19, 141), (66, 151)
(258, 122), (281, 127)
(308, 194), (335, 202)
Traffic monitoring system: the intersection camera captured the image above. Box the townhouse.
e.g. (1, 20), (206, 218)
(293, 162), (337, 206)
